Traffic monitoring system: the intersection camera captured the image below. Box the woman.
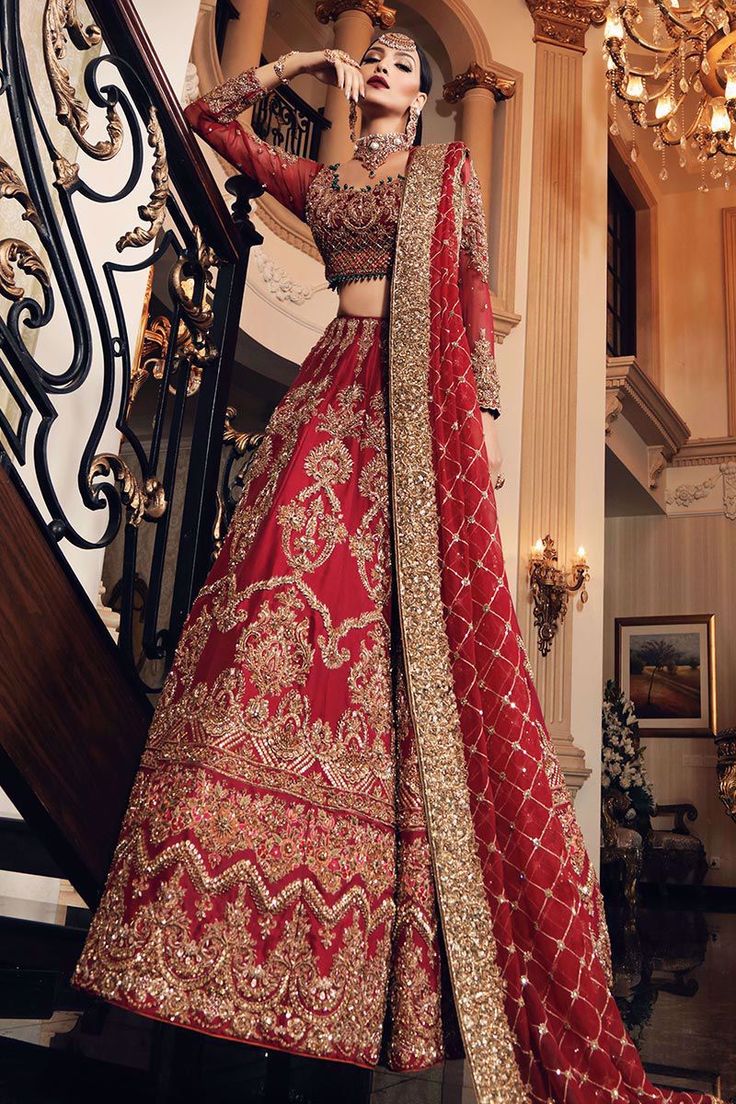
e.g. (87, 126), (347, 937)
(73, 32), (722, 1104)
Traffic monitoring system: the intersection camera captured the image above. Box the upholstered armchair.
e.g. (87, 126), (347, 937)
(601, 791), (708, 904)
(636, 803), (709, 888)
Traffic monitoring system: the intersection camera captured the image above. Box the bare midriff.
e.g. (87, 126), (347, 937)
(336, 276), (391, 319)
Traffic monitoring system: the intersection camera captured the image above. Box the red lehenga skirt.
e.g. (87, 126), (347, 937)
(72, 313), (461, 1071)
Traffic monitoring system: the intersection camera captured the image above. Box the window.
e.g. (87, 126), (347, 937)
(607, 171), (637, 358)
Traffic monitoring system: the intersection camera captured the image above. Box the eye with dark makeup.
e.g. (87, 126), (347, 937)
(363, 52), (413, 73)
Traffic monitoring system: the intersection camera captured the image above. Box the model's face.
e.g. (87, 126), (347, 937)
(359, 42), (426, 118)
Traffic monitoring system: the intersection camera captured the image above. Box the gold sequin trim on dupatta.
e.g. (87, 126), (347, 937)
(387, 144), (528, 1104)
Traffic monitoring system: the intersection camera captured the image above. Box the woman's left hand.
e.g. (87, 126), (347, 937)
(481, 411), (503, 483)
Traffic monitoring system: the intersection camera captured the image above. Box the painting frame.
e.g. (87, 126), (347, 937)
(614, 614), (717, 739)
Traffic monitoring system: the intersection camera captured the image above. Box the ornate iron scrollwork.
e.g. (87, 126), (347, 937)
(0, 154), (44, 229)
(0, 0), (255, 688)
(213, 405), (264, 555)
(88, 454), (166, 527)
(116, 106), (169, 251)
(43, 0), (123, 161)
(0, 154), (50, 302)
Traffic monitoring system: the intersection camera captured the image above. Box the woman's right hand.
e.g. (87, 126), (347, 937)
(303, 49), (365, 102)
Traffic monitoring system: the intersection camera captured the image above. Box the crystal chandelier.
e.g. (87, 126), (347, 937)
(603, 2), (736, 188)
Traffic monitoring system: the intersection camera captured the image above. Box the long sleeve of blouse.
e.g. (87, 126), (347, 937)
(457, 152), (501, 418)
(183, 70), (322, 222)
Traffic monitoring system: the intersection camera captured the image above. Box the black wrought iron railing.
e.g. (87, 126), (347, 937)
(252, 74), (330, 162)
(213, 1), (330, 162)
(0, 0), (263, 691)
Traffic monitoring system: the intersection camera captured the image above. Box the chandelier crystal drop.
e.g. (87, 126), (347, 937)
(603, 1), (736, 176)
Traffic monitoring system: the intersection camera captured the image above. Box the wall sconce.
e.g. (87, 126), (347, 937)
(528, 534), (589, 657)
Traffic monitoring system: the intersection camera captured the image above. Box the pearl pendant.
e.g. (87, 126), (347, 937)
(354, 129), (411, 179)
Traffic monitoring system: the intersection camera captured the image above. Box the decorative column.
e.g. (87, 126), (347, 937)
(518, 1), (606, 797)
(220, 0), (270, 122)
(722, 208), (736, 436)
(315, 0), (396, 165)
(443, 64), (515, 227)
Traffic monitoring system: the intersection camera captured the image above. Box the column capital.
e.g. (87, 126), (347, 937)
(525, 0), (607, 53)
(443, 63), (516, 105)
(315, 0), (396, 28)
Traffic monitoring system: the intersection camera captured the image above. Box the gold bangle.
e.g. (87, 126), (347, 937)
(274, 50), (298, 85)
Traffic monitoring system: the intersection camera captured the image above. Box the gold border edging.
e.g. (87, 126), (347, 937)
(387, 142), (528, 1104)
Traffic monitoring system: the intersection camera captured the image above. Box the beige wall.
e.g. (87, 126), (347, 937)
(658, 189), (731, 440)
(604, 512), (735, 887)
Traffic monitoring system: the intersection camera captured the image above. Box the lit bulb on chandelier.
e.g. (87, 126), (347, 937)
(625, 74), (645, 102)
(655, 92), (674, 120)
(710, 97), (731, 135)
(725, 68), (736, 102)
(604, 11), (624, 40)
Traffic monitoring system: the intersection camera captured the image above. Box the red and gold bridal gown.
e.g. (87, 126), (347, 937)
(73, 69), (723, 1104)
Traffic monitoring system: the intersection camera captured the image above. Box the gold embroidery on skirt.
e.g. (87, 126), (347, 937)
(74, 315), (448, 1069)
(384, 655), (444, 1067)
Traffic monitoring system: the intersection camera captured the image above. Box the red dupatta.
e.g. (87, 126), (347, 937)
(388, 141), (723, 1104)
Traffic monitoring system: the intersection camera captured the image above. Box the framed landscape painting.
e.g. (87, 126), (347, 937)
(614, 615), (717, 738)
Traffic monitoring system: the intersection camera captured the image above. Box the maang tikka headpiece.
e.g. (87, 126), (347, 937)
(351, 31), (423, 176)
(373, 31), (417, 52)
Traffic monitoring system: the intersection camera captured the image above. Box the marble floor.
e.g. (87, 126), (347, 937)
(608, 899), (736, 1102)
(0, 892), (733, 1103)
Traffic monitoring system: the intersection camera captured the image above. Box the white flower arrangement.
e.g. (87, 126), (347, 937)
(601, 681), (655, 814)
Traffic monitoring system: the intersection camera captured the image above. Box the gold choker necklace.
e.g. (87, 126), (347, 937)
(354, 131), (411, 177)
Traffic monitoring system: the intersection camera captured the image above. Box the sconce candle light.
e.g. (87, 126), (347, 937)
(528, 534), (590, 657)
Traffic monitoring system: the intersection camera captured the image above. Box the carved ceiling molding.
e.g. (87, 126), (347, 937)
(525, 0), (607, 54)
(252, 248), (325, 306)
(606, 356), (691, 460)
(443, 63), (516, 104)
(605, 392), (623, 436)
(315, 0), (396, 27)
(671, 435), (736, 468)
(666, 462), (736, 522)
(647, 446), (667, 490)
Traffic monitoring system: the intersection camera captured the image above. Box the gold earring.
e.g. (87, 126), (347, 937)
(405, 105), (420, 144)
(349, 98), (358, 145)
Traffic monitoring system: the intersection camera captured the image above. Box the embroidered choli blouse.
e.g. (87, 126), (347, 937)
(183, 69), (501, 416)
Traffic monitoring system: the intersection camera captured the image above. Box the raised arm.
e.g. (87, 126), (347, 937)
(183, 50), (364, 223)
(458, 150), (501, 419)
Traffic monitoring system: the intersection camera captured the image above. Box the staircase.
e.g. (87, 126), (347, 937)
(0, 0), (259, 904)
